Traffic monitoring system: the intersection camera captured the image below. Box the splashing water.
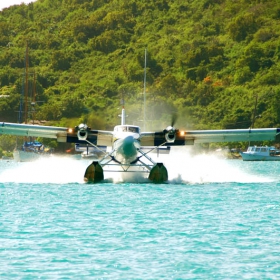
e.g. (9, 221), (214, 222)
(152, 147), (274, 184)
(0, 148), (274, 184)
(1, 156), (88, 184)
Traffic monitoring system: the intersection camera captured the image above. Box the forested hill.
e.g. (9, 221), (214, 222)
(0, 0), (280, 132)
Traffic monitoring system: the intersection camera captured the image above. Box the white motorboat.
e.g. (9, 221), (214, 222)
(240, 146), (280, 161)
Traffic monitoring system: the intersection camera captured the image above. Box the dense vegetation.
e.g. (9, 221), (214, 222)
(0, 0), (280, 152)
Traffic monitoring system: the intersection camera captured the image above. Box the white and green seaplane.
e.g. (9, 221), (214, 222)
(1, 108), (280, 183)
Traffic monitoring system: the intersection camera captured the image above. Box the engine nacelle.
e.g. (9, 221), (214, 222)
(164, 126), (176, 143)
(76, 123), (90, 141)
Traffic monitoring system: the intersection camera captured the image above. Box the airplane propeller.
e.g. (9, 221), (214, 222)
(163, 113), (178, 143)
(171, 113), (178, 127)
(75, 123), (91, 141)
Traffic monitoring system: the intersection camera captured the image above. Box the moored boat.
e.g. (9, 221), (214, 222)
(240, 146), (280, 161)
(13, 141), (53, 162)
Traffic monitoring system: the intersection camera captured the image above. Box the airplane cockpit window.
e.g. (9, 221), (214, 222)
(114, 126), (125, 132)
(114, 126), (139, 133)
(129, 126), (140, 133)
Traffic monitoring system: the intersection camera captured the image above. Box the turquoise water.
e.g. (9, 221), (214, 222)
(1, 153), (280, 279)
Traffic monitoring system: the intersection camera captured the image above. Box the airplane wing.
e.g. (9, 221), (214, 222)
(140, 128), (280, 146)
(2, 122), (280, 147)
(0, 122), (114, 146)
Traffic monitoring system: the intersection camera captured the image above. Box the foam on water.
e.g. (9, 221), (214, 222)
(1, 156), (88, 184)
(0, 148), (274, 184)
(152, 147), (274, 184)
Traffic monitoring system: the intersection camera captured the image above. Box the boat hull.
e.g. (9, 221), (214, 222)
(240, 152), (280, 161)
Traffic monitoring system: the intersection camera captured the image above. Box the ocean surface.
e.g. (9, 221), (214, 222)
(1, 150), (280, 279)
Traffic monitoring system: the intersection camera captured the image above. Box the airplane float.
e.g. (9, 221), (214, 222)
(1, 107), (280, 183)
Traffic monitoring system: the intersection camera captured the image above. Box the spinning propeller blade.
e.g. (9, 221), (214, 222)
(171, 113), (178, 127)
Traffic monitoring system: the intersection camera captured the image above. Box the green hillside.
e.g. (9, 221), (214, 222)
(0, 0), (280, 137)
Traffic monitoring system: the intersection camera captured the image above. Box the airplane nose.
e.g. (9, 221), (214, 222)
(123, 136), (136, 154)
(123, 135), (133, 146)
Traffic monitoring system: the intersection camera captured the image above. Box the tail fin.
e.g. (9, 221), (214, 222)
(121, 107), (125, 125)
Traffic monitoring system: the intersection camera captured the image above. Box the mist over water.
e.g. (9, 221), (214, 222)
(0, 147), (275, 184)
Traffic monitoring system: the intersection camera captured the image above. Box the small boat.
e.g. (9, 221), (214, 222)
(13, 141), (53, 162)
(240, 146), (280, 161)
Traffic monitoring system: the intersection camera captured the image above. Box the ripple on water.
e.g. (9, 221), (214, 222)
(0, 157), (280, 278)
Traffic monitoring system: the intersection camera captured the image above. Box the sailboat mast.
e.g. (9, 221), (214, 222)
(143, 48), (147, 131)
(31, 70), (36, 124)
(32, 71), (36, 102)
(24, 42), (29, 124)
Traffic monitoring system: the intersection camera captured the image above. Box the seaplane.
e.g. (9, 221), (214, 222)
(1, 107), (280, 183)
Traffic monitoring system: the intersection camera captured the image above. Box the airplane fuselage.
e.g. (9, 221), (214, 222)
(112, 125), (140, 164)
